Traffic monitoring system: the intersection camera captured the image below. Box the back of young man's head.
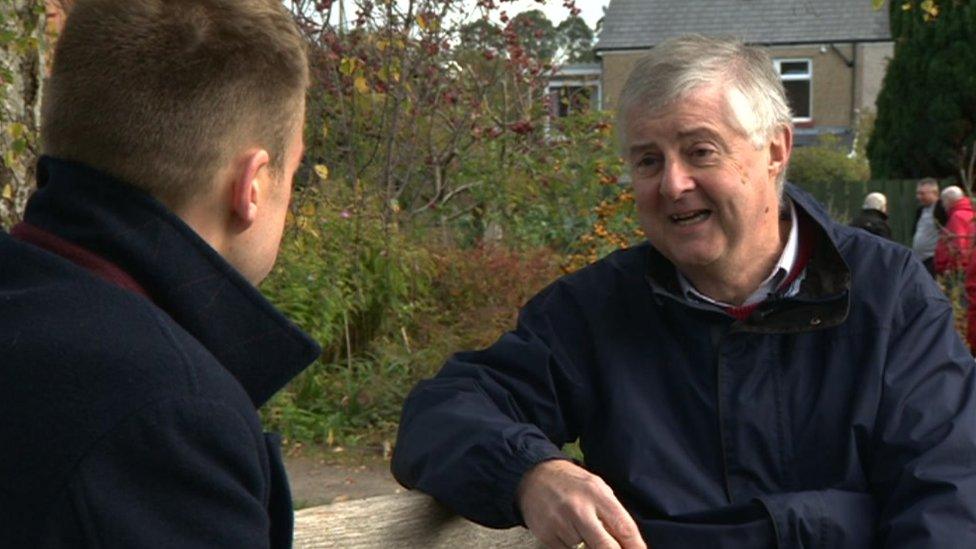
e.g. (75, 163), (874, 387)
(41, 0), (309, 210)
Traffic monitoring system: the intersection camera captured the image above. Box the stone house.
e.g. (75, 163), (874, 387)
(549, 0), (894, 147)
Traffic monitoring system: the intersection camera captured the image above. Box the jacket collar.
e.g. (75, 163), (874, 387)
(645, 183), (852, 332)
(950, 198), (973, 215)
(23, 156), (321, 407)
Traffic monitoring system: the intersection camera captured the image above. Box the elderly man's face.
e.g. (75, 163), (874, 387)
(624, 85), (788, 276)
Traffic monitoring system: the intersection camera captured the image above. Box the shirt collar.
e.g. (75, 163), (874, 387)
(678, 198), (799, 308)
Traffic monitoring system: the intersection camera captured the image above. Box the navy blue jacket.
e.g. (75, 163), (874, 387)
(393, 184), (976, 548)
(0, 158), (320, 547)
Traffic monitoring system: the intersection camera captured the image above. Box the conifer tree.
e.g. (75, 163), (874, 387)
(868, 0), (976, 181)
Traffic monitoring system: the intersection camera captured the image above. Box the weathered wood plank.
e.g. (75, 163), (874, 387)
(293, 491), (542, 548)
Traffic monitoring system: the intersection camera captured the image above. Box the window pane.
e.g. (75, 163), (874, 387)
(783, 80), (811, 118)
(780, 61), (810, 76)
(555, 85), (594, 117)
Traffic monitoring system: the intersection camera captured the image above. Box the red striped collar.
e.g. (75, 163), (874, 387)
(10, 221), (152, 301)
(725, 213), (816, 320)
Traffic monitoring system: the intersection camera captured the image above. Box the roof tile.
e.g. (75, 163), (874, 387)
(595, 0), (891, 50)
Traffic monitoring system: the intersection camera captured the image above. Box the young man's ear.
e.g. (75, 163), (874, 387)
(231, 149), (271, 226)
(767, 125), (793, 182)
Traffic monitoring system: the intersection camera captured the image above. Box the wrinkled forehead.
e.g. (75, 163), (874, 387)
(620, 84), (751, 149)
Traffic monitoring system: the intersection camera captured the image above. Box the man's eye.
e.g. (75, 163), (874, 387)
(635, 155), (661, 172)
(691, 147), (716, 159)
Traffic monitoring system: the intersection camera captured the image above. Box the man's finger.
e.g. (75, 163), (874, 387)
(573, 509), (622, 549)
(595, 500), (646, 549)
(551, 524), (584, 549)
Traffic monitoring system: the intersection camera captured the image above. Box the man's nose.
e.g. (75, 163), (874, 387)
(659, 158), (695, 201)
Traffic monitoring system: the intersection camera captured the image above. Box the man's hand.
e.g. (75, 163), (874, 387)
(517, 460), (647, 549)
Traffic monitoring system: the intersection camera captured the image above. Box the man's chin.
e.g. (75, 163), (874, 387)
(664, 248), (723, 273)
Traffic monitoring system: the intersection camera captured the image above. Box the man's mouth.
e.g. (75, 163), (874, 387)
(669, 210), (711, 226)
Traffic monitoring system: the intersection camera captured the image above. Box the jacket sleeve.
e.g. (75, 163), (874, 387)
(391, 282), (592, 528)
(869, 259), (976, 547)
(35, 397), (274, 548)
(933, 237), (948, 273)
(935, 213), (968, 273)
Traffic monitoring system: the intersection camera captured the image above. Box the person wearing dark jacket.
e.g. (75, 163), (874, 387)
(850, 192), (893, 239)
(392, 35), (976, 549)
(0, 1), (318, 546)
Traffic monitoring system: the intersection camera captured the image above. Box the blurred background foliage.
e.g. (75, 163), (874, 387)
(258, 0), (640, 447)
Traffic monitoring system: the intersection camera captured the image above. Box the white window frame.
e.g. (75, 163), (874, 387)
(774, 58), (812, 123)
(545, 80), (602, 119)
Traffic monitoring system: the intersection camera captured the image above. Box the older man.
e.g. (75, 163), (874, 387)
(935, 185), (975, 276)
(392, 35), (976, 548)
(850, 192), (892, 240)
(0, 1), (318, 546)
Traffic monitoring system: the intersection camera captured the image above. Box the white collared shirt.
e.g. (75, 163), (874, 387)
(677, 199), (803, 309)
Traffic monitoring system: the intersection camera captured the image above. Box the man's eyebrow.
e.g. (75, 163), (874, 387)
(677, 127), (725, 143)
(627, 142), (658, 156)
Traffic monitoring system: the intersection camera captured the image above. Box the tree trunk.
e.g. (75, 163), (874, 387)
(0, 0), (44, 229)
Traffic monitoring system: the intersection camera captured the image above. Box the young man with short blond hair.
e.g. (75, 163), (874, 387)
(0, 1), (319, 546)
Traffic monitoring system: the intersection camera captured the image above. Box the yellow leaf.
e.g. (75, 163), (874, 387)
(416, 14), (428, 30)
(314, 164), (330, 180)
(872, 0), (886, 10)
(339, 57), (358, 76)
(376, 39), (388, 52)
(2, 184), (12, 200)
(378, 66), (400, 83)
(301, 202), (317, 217)
(8, 123), (24, 139)
(353, 76), (370, 94)
(901, 1), (912, 10)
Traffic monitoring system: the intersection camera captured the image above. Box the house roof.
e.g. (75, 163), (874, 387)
(595, 0), (891, 51)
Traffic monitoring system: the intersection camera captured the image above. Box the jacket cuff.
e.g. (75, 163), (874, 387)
(497, 438), (569, 526)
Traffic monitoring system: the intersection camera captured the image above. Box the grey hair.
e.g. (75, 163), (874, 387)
(941, 186), (965, 207)
(616, 35), (794, 190)
(863, 192), (887, 212)
(916, 177), (939, 189)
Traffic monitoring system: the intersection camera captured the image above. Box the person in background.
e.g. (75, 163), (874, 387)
(0, 1), (319, 546)
(850, 191), (892, 239)
(392, 34), (976, 548)
(913, 177), (948, 275)
(934, 185), (975, 276)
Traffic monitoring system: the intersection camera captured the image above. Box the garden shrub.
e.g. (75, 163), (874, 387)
(260, 182), (565, 445)
(260, 183), (437, 443)
(788, 135), (870, 187)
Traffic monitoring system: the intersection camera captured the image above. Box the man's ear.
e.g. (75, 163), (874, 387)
(767, 125), (793, 181)
(231, 149), (271, 227)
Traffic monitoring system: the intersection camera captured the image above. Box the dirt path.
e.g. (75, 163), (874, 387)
(285, 447), (403, 510)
